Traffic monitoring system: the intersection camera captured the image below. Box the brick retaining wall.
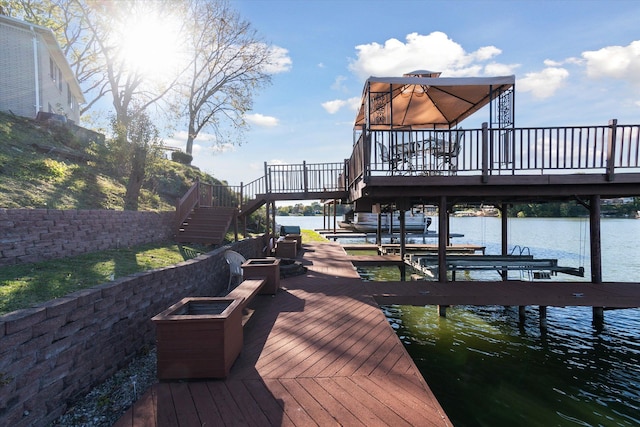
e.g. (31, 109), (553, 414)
(0, 237), (265, 426)
(0, 209), (175, 266)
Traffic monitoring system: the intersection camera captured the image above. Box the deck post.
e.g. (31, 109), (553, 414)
(519, 306), (526, 323)
(539, 305), (547, 331)
(438, 305), (448, 317)
(481, 122), (489, 183)
(399, 209), (406, 281)
(234, 211), (238, 242)
(590, 194), (603, 284)
(438, 196), (448, 282)
(271, 201), (277, 238)
(323, 204), (327, 229)
(265, 198), (270, 236)
(243, 215), (247, 239)
(606, 119), (618, 181)
(593, 307), (604, 328)
(501, 203), (508, 280)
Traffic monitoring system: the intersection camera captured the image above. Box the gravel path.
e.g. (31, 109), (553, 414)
(50, 348), (158, 427)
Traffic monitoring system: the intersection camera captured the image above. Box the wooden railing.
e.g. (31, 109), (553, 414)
(175, 180), (202, 228)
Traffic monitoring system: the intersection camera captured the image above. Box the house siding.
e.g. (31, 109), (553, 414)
(0, 16), (82, 123)
(0, 22), (37, 119)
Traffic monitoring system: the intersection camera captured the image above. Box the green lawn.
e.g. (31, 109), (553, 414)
(0, 242), (204, 315)
(0, 230), (328, 315)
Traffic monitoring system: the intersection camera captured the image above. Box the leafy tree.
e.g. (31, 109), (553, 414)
(181, 0), (273, 155)
(110, 111), (163, 210)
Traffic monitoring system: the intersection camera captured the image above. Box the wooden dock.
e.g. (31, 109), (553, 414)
(115, 242), (452, 427)
(341, 243), (486, 255)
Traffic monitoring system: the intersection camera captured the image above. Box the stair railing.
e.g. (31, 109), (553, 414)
(175, 180), (201, 228)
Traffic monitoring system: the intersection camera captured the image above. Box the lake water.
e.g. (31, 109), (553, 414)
(277, 215), (640, 426)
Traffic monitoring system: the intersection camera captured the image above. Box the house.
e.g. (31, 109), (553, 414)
(0, 14), (84, 124)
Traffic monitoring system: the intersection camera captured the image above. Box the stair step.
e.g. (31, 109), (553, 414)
(175, 205), (236, 245)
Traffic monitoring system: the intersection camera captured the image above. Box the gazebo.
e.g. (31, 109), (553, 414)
(354, 70), (516, 131)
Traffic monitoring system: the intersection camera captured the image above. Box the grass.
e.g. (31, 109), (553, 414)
(300, 229), (330, 243)
(0, 111), (223, 210)
(0, 231), (328, 316)
(0, 242), (209, 315)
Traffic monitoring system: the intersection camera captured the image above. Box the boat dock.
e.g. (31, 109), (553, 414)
(315, 229), (464, 241)
(115, 242), (452, 426)
(116, 242), (640, 425)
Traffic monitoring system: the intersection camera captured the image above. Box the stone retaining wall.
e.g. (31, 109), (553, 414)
(0, 209), (175, 266)
(0, 237), (265, 427)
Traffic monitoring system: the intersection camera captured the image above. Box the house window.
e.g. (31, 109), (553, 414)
(49, 56), (62, 92)
(49, 58), (55, 81)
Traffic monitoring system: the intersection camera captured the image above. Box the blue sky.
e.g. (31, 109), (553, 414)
(177, 0), (640, 187)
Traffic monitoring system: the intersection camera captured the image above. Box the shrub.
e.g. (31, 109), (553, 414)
(171, 151), (193, 165)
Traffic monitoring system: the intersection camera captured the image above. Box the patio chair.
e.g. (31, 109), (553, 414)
(435, 129), (464, 173)
(224, 250), (246, 292)
(378, 142), (413, 175)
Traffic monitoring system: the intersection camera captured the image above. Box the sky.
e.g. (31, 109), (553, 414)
(168, 0), (640, 189)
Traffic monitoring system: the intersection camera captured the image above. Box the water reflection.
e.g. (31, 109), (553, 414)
(383, 304), (640, 427)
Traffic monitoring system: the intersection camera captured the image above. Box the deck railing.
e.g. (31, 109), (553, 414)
(354, 120), (640, 181)
(177, 120), (638, 218)
(182, 162), (348, 216)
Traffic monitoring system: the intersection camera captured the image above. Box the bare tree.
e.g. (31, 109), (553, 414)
(73, 0), (189, 128)
(182, 0), (273, 155)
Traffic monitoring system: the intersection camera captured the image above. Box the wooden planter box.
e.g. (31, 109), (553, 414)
(152, 297), (242, 380)
(242, 257), (280, 294)
(275, 239), (297, 258)
(284, 233), (302, 250)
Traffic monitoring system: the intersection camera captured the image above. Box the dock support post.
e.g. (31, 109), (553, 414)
(590, 195), (602, 284)
(593, 307), (604, 329)
(500, 203), (509, 281)
(590, 195), (604, 327)
(539, 306), (547, 331)
(265, 198), (271, 236)
(438, 196), (448, 282)
(399, 208), (406, 281)
(519, 306), (526, 323)
(438, 305), (448, 317)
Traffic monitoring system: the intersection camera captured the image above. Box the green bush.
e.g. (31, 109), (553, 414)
(171, 150), (193, 165)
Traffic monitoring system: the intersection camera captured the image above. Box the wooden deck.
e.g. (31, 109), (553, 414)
(115, 242), (452, 427)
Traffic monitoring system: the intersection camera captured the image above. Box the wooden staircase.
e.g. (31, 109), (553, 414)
(175, 206), (237, 245)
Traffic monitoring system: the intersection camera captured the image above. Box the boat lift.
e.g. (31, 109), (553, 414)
(407, 253), (585, 281)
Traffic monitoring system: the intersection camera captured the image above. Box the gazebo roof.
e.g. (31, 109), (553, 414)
(354, 74), (515, 129)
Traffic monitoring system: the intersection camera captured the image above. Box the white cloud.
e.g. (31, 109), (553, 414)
(348, 31), (511, 79)
(246, 113), (279, 127)
(484, 62), (518, 76)
(518, 67), (570, 99)
(582, 40), (640, 86)
(472, 46), (502, 62)
(348, 96), (362, 111)
(544, 59), (563, 67)
(322, 96), (361, 114)
(331, 75), (348, 92)
(264, 45), (292, 74)
(322, 99), (347, 114)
